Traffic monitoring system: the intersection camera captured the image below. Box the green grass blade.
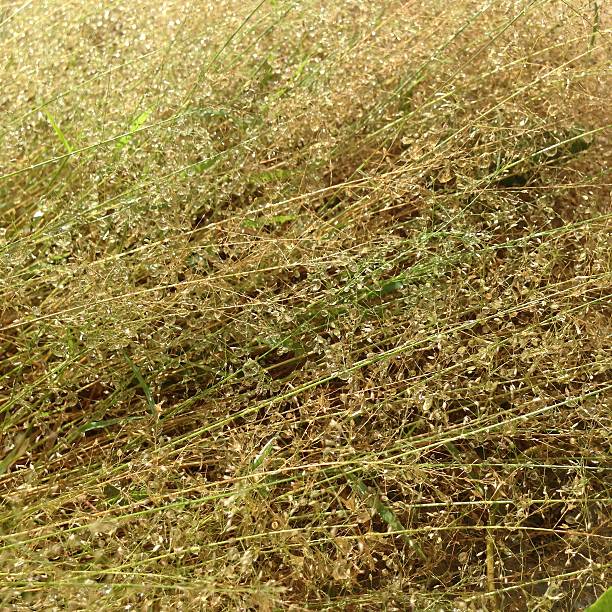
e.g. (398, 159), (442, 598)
(41, 106), (73, 153)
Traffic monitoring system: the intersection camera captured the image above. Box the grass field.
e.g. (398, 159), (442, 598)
(0, 0), (610, 609)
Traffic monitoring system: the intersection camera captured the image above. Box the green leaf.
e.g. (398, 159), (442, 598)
(41, 107), (73, 153)
(346, 471), (426, 561)
(81, 416), (140, 433)
(380, 279), (404, 296)
(116, 108), (152, 151)
(103, 484), (122, 500)
(123, 352), (156, 415)
(192, 156), (219, 173)
(248, 168), (292, 185)
(242, 214), (297, 228)
(586, 587), (612, 612)
(250, 436), (276, 470)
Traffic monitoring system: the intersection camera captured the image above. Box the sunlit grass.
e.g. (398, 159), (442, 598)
(0, 0), (610, 609)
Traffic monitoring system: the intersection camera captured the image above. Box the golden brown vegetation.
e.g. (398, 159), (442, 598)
(0, 0), (610, 609)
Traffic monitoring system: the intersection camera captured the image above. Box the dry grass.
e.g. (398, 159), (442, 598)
(0, 0), (610, 609)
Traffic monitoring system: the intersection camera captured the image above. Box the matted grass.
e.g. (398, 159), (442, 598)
(0, 0), (610, 609)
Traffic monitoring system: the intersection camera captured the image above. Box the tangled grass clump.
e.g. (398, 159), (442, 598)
(0, 0), (610, 609)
